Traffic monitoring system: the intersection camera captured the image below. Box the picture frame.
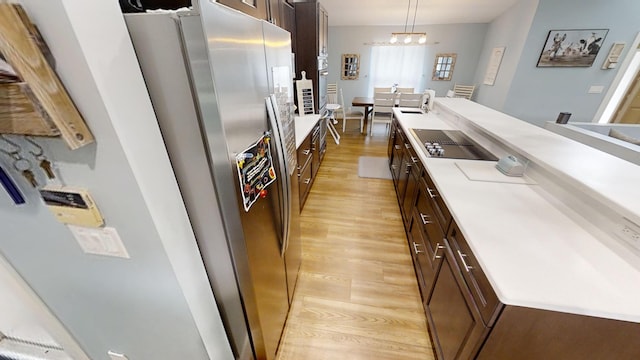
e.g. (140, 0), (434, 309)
(536, 29), (608, 67)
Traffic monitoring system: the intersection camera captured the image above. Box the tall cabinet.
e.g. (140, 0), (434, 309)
(294, 0), (328, 114)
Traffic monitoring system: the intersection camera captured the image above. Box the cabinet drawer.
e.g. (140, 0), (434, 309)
(298, 156), (313, 205)
(422, 171), (452, 231)
(408, 210), (435, 301)
(447, 222), (502, 326)
(415, 181), (447, 268)
(297, 134), (312, 173)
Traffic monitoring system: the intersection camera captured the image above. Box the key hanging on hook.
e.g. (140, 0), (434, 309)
(0, 135), (38, 188)
(25, 136), (55, 179)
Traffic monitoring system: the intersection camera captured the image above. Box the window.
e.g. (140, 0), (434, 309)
(368, 45), (427, 96)
(432, 53), (457, 81)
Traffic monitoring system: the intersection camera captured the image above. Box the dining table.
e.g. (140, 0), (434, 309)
(351, 97), (374, 134)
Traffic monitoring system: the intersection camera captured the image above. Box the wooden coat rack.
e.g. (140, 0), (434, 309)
(0, 4), (94, 150)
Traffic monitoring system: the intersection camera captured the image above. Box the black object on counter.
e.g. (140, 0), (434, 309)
(556, 112), (572, 124)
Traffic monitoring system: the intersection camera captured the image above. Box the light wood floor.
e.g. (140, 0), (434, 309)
(277, 122), (435, 360)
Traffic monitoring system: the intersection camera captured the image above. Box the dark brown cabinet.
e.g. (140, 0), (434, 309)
(217, 0), (268, 20)
(294, 0), (328, 114)
(297, 119), (325, 208)
(427, 239), (489, 360)
(390, 122), (640, 360)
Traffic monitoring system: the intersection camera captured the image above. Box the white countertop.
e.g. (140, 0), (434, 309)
(294, 114), (321, 149)
(393, 104), (640, 323)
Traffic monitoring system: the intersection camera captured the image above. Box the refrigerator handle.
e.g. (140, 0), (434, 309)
(266, 96), (290, 257)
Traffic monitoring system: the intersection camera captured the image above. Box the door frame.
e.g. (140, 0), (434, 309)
(595, 32), (640, 123)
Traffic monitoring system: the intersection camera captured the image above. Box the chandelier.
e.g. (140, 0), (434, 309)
(390, 0), (427, 45)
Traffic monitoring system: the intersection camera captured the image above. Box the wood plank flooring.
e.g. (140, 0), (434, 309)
(277, 122), (435, 360)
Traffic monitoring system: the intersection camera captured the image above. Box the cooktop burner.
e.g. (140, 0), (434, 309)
(410, 129), (497, 161)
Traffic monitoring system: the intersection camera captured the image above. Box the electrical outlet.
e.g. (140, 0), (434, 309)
(616, 218), (640, 251)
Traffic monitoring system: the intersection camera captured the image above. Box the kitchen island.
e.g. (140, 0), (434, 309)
(391, 98), (640, 360)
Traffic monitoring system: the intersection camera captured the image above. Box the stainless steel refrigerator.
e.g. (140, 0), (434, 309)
(124, 3), (301, 360)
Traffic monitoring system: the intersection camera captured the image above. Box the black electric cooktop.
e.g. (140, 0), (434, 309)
(410, 129), (498, 161)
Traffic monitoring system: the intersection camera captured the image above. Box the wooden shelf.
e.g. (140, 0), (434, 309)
(0, 4), (94, 150)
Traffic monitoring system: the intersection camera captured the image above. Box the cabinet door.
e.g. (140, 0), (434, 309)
(280, 1), (296, 52)
(415, 181), (445, 275)
(448, 222), (501, 326)
(311, 122), (321, 177)
(427, 242), (487, 360)
(318, 4), (328, 55)
(387, 120), (397, 159)
(407, 211), (435, 302)
(402, 150), (421, 228)
(217, 0), (268, 20)
(390, 131), (404, 184)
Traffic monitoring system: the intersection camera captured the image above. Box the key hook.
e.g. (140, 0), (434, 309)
(25, 136), (45, 158)
(0, 134), (22, 160)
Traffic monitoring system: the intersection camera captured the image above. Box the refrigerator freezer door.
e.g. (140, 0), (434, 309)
(194, 3), (289, 360)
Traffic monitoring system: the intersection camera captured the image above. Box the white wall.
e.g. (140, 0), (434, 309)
(0, 1), (233, 359)
(327, 23), (488, 104)
(472, 0), (539, 110)
(502, 0), (640, 126)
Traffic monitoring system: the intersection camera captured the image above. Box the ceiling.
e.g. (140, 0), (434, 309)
(319, 0), (521, 27)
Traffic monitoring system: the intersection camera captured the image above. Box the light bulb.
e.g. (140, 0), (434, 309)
(418, 35), (427, 44)
(404, 35), (412, 44)
(390, 34), (398, 44)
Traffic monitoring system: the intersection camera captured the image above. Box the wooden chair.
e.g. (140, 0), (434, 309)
(327, 83), (338, 104)
(395, 87), (414, 94)
(370, 92), (395, 136)
(374, 87), (392, 94)
(338, 89), (364, 133)
(453, 84), (475, 100)
(398, 93), (423, 108)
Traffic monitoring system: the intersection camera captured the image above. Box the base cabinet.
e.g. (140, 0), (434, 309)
(298, 119), (324, 209)
(390, 122), (640, 360)
(428, 246), (488, 360)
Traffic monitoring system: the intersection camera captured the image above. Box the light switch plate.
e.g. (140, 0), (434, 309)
(588, 85), (604, 94)
(108, 351), (129, 360)
(68, 225), (130, 258)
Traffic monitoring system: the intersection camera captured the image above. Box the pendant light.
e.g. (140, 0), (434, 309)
(389, 0), (427, 45)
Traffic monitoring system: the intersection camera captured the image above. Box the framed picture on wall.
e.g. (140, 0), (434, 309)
(536, 29), (608, 67)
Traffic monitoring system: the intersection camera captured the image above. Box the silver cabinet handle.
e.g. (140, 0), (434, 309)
(411, 156), (419, 163)
(432, 243), (446, 262)
(304, 178), (311, 184)
(404, 143), (411, 149)
(426, 186), (438, 199)
(420, 213), (434, 225)
(413, 242), (423, 254)
(404, 162), (412, 174)
(457, 250), (473, 272)
(391, 165), (397, 170)
(302, 149), (311, 155)
(395, 144), (401, 150)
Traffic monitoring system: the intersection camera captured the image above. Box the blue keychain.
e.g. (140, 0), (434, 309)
(0, 165), (25, 205)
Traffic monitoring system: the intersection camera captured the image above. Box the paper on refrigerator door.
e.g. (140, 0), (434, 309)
(235, 134), (277, 211)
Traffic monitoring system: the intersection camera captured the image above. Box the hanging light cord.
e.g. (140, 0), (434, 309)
(411, 0), (419, 33)
(403, 0), (411, 33)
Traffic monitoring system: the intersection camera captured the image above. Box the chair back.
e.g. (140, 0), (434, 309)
(453, 84), (475, 100)
(327, 83), (338, 104)
(374, 87), (392, 94)
(396, 87), (414, 94)
(373, 92), (395, 108)
(398, 93), (423, 108)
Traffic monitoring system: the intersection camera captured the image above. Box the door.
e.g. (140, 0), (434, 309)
(612, 68), (640, 123)
(427, 241), (487, 360)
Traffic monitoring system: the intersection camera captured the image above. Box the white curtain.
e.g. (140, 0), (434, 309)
(368, 45), (427, 96)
